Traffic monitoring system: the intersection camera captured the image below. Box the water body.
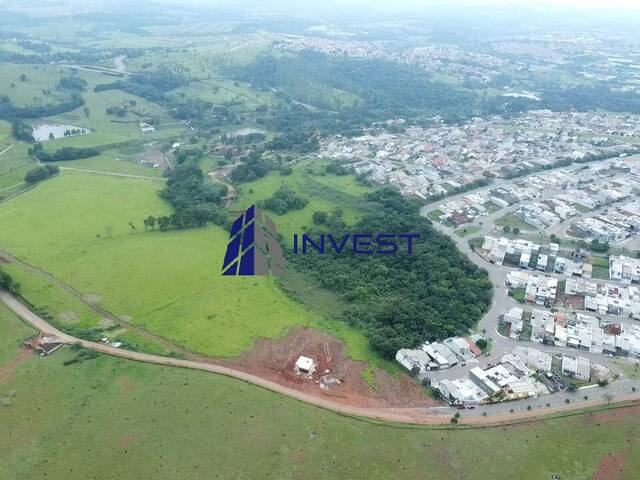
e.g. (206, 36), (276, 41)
(231, 127), (266, 136)
(31, 123), (91, 142)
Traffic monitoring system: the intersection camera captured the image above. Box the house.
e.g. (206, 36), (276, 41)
(422, 342), (458, 368)
(503, 307), (524, 339)
(444, 337), (474, 360)
(513, 346), (552, 373)
(139, 122), (156, 133)
(435, 378), (488, 407)
(25, 334), (65, 356)
(610, 255), (640, 284)
(395, 348), (432, 373)
(294, 356), (316, 377)
(561, 355), (590, 381)
(537, 254), (548, 272)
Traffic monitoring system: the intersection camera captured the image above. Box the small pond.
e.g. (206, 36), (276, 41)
(31, 123), (91, 142)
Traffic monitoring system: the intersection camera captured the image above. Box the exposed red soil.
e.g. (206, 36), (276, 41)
(582, 405), (640, 424)
(592, 452), (626, 480)
(120, 433), (146, 448)
(118, 376), (137, 394)
(215, 327), (437, 409)
(0, 348), (34, 384)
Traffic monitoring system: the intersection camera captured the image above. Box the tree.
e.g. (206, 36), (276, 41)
(0, 267), (20, 293)
(312, 211), (328, 225)
(19, 73), (27, 81)
(143, 215), (157, 230)
(450, 415), (459, 424)
(475, 338), (488, 350)
(83, 106), (91, 118)
(410, 365), (420, 376)
(128, 222), (137, 233)
(512, 227), (520, 235)
(157, 216), (171, 231)
(590, 239), (610, 254)
(602, 393), (614, 404)
(503, 225), (511, 234)
(24, 165), (59, 184)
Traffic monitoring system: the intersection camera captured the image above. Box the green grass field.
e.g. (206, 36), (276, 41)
(0, 302), (35, 365)
(231, 161), (373, 241)
(0, 64), (72, 107)
(0, 121), (36, 190)
(1, 262), (102, 329)
(54, 153), (165, 178)
(455, 225), (481, 237)
(496, 213), (535, 231)
(0, 170), (384, 365)
(0, 307), (639, 479)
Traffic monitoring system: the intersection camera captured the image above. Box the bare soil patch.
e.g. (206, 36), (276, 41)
(118, 376), (137, 394)
(592, 452), (626, 480)
(59, 310), (78, 323)
(98, 318), (115, 329)
(0, 348), (34, 384)
(221, 327), (436, 409)
(82, 293), (101, 305)
(582, 405), (640, 425)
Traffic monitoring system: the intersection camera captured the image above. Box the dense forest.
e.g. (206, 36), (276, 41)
(286, 188), (492, 359)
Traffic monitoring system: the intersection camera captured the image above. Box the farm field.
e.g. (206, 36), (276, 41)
(0, 169), (383, 364)
(1, 308), (639, 479)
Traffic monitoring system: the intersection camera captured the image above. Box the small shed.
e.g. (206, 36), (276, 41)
(294, 356), (316, 377)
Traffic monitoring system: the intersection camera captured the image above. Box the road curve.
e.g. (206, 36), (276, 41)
(3, 290), (640, 427)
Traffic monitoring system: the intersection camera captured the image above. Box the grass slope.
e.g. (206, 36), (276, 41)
(0, 170), (380, 363)
(0, 310), (638, 480)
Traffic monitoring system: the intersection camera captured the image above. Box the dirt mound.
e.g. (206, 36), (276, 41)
(223, 327), (437, 409)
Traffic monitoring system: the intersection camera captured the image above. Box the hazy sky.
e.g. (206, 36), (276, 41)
(182, 0), (640, 10)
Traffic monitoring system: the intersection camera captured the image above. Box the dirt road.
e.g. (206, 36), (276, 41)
(3, 289), (640, 427)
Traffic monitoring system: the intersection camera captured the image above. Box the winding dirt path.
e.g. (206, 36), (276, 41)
(3, 289), (640, 427)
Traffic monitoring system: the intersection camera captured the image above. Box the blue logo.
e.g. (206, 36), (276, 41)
(221, 205), (287, 276)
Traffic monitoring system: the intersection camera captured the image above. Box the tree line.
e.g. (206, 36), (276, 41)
(29, 143), (101, 162)
(25, 164), (59, 184)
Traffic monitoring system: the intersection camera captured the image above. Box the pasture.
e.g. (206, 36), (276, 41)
(231, 160), (373, 240)
(0, 308), (639, 480)
(0, 170), (382, 363)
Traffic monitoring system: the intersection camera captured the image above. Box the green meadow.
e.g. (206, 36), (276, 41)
(232, 160), (374, 240)
(0, 121), (35, 190)
(0, 170), (385, 366)
(1, 307), (639, 480)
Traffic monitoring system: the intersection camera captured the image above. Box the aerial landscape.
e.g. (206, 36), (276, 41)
(2, 0), (640, 478)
